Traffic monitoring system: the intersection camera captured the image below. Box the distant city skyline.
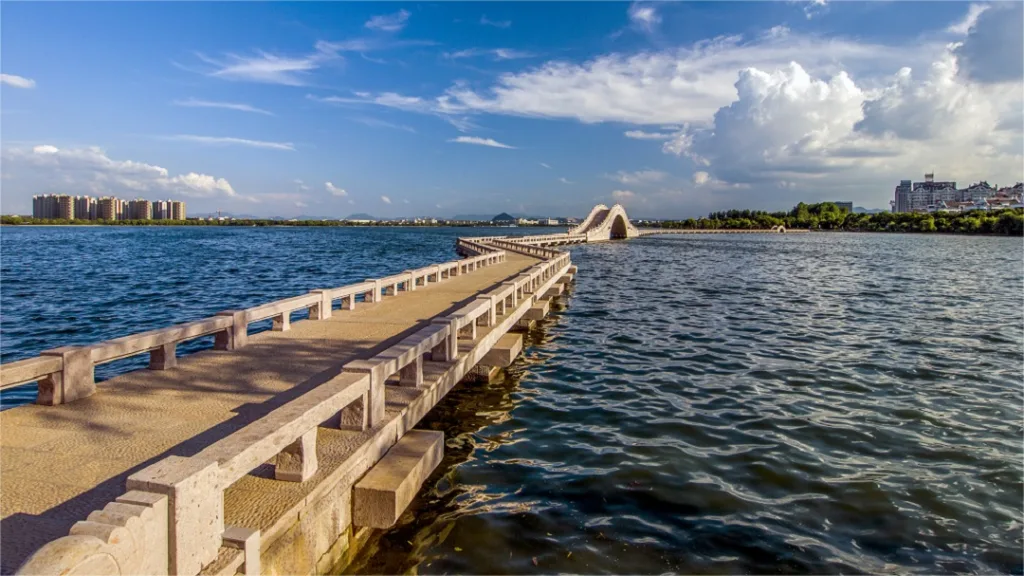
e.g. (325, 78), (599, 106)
(1, 2), (1021, 219)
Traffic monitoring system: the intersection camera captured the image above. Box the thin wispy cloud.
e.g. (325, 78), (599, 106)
(628, 2), (661, 31)
(164, 135), (296, 151)
(480, 15), (511, 28)
(445, 48), (534, 61)
(194, 43), (338, 86)
(353, 117), (416, 132)
(947, 3), (987, 34)
(559, 177), (574, 184)
(365, 10), (410, 32)
(1, 74), (35, 89)
(448, 136), (516, 149)
(294, 178), (310, 190)
(173, 98), (273, 116)
(308, 92), (475, 133)
(624, 130), (673, 140)
(381, 195), (392, 204)
(540, 162), (552, 169)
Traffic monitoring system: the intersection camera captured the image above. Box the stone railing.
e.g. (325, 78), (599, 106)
(0, 250), (505, 406)
(13, 243), (569, 576)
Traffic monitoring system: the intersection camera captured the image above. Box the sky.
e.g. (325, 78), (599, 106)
(1, 1), (1022, 219)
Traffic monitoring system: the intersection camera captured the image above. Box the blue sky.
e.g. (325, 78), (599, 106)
(2, 1), (1021, 218)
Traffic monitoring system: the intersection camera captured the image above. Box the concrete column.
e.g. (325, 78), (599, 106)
(38, 346), (95, 405)
(459, 319), (477, 340)
(503, 282), (518, 307)
(429, 318), (458, 362)
(127, 457), (223, 576)
(149, 342), (177, 371)
(272, 312), (290, 332)
(309, 290), (332, 320)
(364, 279), (382, 303)
(476, 296), (496, 326)
(342, 294), (356, 310)
(214, 310), (247, 350)
(275, 428), (318, 482)
(399, 355), (423, 387)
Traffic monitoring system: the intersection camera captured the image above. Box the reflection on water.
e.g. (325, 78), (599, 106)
(344, 233), (1023, 575)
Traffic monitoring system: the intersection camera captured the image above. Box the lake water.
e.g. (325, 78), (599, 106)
(2, 227), (1021, 574)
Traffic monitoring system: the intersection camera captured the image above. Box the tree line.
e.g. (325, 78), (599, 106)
(652, 203), (1024, 236)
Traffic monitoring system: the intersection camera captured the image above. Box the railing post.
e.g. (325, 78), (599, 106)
(310, 289), (332, 320)
(38, 346), (94, 405)
(272, 312), (290, 332)
(340, 390), (370, 431)
(344, 361), (386, 428)
(215, 310), (247, 350)
(275, 428), (318, 482)
(476, 296), (496, 326)
(430, 319), (458, 362)
(364, 279), (382, 303)
(398, 355), (423, 387)
(149, 342), (177, 371)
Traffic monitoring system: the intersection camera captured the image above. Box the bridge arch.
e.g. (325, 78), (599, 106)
(610, 214), (629, 239)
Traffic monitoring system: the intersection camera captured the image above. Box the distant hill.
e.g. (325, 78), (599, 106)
(854, 207), (889, 214)
(345, 213), (377, 220)
(452, 214), (499, 221)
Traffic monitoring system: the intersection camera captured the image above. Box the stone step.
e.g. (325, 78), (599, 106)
(352, 430), (444, 529)
(481, 333), (523, 368)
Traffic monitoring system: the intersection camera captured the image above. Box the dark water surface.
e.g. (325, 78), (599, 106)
(2, 228), (1022, 573)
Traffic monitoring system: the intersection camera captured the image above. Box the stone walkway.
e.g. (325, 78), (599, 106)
(0, 252), (538, 573)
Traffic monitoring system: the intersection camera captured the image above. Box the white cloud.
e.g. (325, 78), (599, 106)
(194, 43), (338, 86)
(628, 3), (661, 31)
(953, 2), (1023, 84)
(1, 74), (35, 89)
(605, 170), (667, 185)
(3, 144), (247, 201)
(365, 10), (410, 32)
(442, 33), (929, 125)
(325, 182), (347, 197)
(353, 117), (416, 132)
(294, 178), (310, 190)
(693, 171), (711, 185)
(294, 201), (308, 208)
(480, 15), (511, 28)
(448, 136), (516, 149)
(611, 189), (636, 201)
(173, 98), (273, 115)
(947, 3), (988, 34)
(380, 195), (392, 204)
(163, 135), (295, 151)
(540, 162), (551, 168)
(624, 130), (673, 140)
(559, 177), (573, 184)
(403, 199), (410, 204)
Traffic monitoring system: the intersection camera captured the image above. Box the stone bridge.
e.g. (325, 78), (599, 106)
(1, 206), (797, 576)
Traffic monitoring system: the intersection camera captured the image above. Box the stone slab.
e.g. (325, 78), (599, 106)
(480, 333), (523, 368)
(352, 430), (443, 529)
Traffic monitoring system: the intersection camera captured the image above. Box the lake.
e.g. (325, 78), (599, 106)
(2, 227), (1021, 574)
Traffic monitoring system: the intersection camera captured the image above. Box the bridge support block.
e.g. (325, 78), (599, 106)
(465, 365), (503, 384)
(275, 428), (318, 482)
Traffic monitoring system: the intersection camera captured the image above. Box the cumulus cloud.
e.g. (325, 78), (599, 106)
(380, 195), (392, 204)
(693, 171), (711, 185)
(2, 144), (247, 201)
(294, 201), (308, 208)
(953, 2), (1023, 84)
(325, 182), (347, 197)
(803, 0), (828, 20)
(611, 190), (636, 201)
(441, 33), (926, 125)
(163, 135), (295, 151)
(365, 10), (410, 32)
(448, 136), (516, 149)
(605, 170), (667, 185)
(1, 74), (35, 89)
(173, 98), (273, 115)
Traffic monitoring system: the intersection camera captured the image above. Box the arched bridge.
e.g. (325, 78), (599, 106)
(468, 204), (796, 250)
